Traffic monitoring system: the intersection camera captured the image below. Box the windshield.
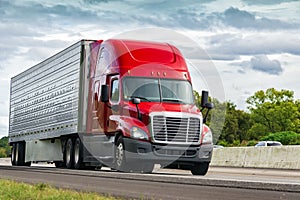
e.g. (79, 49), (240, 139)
(122, 77), (194, 104)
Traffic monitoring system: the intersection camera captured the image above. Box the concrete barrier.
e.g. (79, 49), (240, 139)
(211, 146), (300, 169)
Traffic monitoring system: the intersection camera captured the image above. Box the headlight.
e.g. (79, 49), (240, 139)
(130, 127), (149, 140)
(202, 130), (213, 144)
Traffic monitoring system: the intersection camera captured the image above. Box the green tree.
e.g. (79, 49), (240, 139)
(218, 102), (252, 145)
(0, 136), (8, 148)
(0, 137), (10, 158)
(220, 102), (238, 144)
(236, 109), (252, 141)
(246, 88), (299, 138)
(261, 131), (300, 145)
(0, 148), (6, 158)
(194, 88), (299, 146)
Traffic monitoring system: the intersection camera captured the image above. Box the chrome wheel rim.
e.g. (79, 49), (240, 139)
(116, 143), (124, 167)
(15, 144), (19, 164)
(11, 145), (15, 164)
(74, 141), (79, 165)
(66, 141), (71, 165)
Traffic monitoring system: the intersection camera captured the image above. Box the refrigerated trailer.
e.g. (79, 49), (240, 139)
(9, 39), (214, 175)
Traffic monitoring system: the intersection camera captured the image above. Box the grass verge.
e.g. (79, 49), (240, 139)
(0, 179), (118, 200)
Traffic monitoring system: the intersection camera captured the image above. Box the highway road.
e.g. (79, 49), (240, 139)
(0, 162), (300, 200)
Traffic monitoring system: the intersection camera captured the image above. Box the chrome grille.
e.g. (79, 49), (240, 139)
(152, 114), (201, 144)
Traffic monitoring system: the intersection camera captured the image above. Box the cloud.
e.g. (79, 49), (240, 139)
(250, 55), (283, 75)
(169, 8), (211, 30)
(146, 6), (300, 31)
(83, 0), (114, 4)
(0, 117), (8, 137)
(0, 100), (8, 117)
(1, 1), (299, 36)
(205, 31), (300, 60)
(221, 7), (299, 30)
(1, 1), (97, 23)
(242, 0), (299, 5)
(235, 55), (283, 75)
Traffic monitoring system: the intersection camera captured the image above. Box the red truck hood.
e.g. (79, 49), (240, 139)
(124, 102), (201, 117)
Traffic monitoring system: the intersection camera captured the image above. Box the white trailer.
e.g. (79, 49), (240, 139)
(9, 40), (95, 166)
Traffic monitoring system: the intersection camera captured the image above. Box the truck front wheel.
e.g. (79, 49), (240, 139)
(114, 136), (129, 172)
(191, 162), (209, 176)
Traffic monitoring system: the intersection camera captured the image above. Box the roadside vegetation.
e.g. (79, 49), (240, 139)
(0, 179), (118, 200)
(0, 137), (10, 158)
(195, 88), (300, 147)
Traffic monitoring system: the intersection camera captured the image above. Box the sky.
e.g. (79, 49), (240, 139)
(0, 0), (300, 137)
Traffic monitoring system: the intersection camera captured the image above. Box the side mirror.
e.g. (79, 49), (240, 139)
(201, 91), (209, 108)
(132, 97), (141, 105)
(205, 102), (214, 110)
(101, 85), (109, 102)
(132, 97), (142, 121)
(201, 90), (214, 123)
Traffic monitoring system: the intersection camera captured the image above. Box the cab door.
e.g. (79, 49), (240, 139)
(105, 75), (120, 133)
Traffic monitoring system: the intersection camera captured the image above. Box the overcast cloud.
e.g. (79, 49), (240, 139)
(236, 55), (283, 75)
(0, 0), (300, 137)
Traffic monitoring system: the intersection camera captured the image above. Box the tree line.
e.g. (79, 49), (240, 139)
(0, 137), (10, 158)
(195, 88), (300, 146)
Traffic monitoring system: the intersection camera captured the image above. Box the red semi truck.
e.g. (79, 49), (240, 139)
(9, 39), (214, 175)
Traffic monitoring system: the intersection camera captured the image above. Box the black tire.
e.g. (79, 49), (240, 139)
(13, 142), (31, 166)
(15, 143), (20, 165)
(114, 136), (129, 172)
(20, 142), (31, 167)
(11, 143), (16, 166)
(65, 138), (74, 169)
(73, 137), (83, 169)
(15, 142), (24, 166)
(191, 162), (209, 176)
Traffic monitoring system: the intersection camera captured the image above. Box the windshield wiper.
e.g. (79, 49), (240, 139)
(129, 96), (150, 102)
(162, 98), (184, 103)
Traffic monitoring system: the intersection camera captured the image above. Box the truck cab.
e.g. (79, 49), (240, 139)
(89, 39), (214, 175)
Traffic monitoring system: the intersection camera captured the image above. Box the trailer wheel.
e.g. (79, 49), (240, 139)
(15, 143), (24, 166)
(191, 162), (209, 176)
(15, 143), (20, 165)
(114, 136), (129, 172)
(73, 137), (83, 169)
(65, 138), (74, 169)
(13, 142), (31, 166)
(11, 143), (16, 166)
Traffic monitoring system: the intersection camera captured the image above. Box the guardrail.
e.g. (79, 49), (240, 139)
(210, 146), (300, 169)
